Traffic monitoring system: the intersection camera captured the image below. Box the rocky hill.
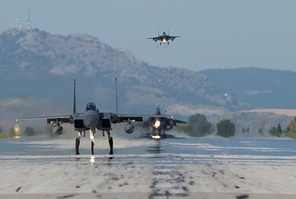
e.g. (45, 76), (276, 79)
(201, 67), (296, 109)
(0, 27), (244, 130)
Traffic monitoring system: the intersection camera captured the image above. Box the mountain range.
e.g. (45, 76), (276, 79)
(0, 27), (295, 131)
(200, 67), (296, 109)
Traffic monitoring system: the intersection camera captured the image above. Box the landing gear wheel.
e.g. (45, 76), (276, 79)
(91, 141), (94, 155)
(109, 137), (113, 155)
(75, 138), (80, 155)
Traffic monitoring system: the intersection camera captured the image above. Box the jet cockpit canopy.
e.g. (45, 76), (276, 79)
(86, 102), (97, 111)
(155, 107), (161, 115)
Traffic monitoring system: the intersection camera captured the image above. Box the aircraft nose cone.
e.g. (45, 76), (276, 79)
(83, 111), (99, 128)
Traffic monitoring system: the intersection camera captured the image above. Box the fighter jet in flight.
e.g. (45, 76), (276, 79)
(16, 79), (142, 156)
(141, 107), (186, 139)
(147, 32), (181, 45)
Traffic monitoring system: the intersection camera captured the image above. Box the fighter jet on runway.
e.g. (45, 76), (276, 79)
(141, 107), (186, 139)
(16, 79), (142, 156)
(147, 32), (181, 45)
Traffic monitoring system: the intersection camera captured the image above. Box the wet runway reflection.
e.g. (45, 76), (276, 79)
(1, 135), (296, 197)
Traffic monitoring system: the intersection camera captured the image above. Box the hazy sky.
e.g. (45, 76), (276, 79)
(1, 0), (296, 72)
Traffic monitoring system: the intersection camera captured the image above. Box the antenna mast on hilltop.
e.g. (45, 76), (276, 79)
(27, 11), (31, 29)
(15, 17), (21, 29)
(115, 77), (119, 114)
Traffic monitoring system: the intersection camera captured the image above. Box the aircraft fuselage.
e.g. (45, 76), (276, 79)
(149, 32), (180, 45)
(83, 110), (100, 129)
(144, 116), (174, 138)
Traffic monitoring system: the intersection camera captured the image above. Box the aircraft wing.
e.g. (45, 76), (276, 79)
(171, 118), (187, 125)
(136, 114), (187, 124)
(46, 112), (85, 124)
(169, 35), (181, 40)
(115, 114), (144, 123)
(114, 114), (187, 125)
(46, 115), (72, 124)
(16, 115), (72, 124)
(147, 36), (161, 41)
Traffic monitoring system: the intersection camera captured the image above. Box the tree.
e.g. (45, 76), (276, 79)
(269, 123), (282, 137)
(188, 113), (214, 137)
(24, 127), (37, 136)
(269, 126), (278, 137)
(216, 119), (235, 137)
(176, 113), (214, 137)
(287, 117), (296, 131)
(241, 125), (250, 134)
(277, 123), (282, 136)
(286, 117), (296, 139)
(9, 126), (17, 137)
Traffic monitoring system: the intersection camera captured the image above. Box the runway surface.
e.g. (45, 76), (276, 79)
(0, 131), (296, 199)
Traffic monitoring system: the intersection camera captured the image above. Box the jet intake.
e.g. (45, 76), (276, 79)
(124, 123), (135, 134)
(52, 123), (63, 135)
(168, 120), (174, 130)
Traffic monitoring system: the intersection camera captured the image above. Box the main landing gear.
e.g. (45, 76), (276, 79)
(75, 131), (81, 155)
(74, 129), (114, 156)
(101, 130), (113, 155)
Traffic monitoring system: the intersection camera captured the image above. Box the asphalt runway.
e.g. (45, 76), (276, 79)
(0, 131), (296, 199)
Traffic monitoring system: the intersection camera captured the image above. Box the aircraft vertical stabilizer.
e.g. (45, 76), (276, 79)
(73, 79), (76, 114)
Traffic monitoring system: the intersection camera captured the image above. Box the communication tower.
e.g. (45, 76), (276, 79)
(15, 17), (21, 29)
(27, 11), (31, 29)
